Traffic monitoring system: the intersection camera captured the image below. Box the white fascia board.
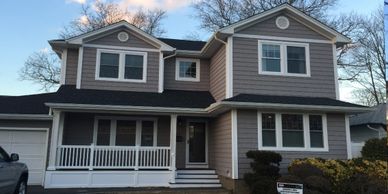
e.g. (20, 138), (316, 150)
(66, 21), (175, 51)
(0, 114), (53, 120)
(206, 101), (371, 113)
(219, 4), (350, 43)
(45, 103), (207, 114)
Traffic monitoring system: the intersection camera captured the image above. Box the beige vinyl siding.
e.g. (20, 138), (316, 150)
(237, 110), (347, 177)
(80, 47), (159, 92)
(233, 37), (336, 98)
(209, 45), (226, 101)
(236, 12), (329, 40)
(64, 48), (79, 85)
(164, 57), (210, 91)
(209, 111), (232, 178)
(85, 28), (158, 49)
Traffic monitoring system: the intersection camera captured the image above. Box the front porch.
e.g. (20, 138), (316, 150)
(44, 111), (222, 188)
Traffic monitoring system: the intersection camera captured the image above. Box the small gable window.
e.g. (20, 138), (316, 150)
(258, 40), (310, 77)
(175, 58), (200, 82)
(96, 49), (147, 82)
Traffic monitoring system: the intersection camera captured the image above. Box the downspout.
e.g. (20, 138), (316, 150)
(214, 33), (227, 45)
(366, 124), (384, 138)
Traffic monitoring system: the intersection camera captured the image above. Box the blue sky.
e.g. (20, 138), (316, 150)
(0, 0), (383, 102)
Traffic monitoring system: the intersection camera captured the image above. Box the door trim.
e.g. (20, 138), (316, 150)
(185, 119), (208, 168)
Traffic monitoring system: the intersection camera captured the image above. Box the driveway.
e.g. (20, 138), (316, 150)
(28, 186), (231, 194)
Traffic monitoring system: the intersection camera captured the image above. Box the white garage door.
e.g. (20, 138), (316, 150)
(0, 129), (48, 185)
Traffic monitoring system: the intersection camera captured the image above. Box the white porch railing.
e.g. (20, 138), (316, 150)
(56, 144), (171, 170)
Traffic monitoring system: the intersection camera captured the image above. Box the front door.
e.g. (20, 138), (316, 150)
(186, 121), (207, 168)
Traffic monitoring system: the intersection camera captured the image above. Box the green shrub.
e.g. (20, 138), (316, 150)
(361, 137), (388, 161)
(280, 163), (333, 194)
(244, 151), (282, 194)
(288, 158), (388, 194)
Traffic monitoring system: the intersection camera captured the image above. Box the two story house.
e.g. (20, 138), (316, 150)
(0, 4), (369, 193)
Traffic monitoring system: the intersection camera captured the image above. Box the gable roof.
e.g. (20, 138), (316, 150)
(218, 3), (351, 43)
(350, 103), (386, 126)
(59, 20), (175, 52)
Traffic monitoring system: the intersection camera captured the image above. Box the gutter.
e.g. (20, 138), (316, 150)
(0, 114), (53, 120)
(45, 103), (207, 115)
(44, 101), (371, 116)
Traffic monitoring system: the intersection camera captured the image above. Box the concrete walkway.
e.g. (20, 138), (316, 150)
(28, 186), (231, 194)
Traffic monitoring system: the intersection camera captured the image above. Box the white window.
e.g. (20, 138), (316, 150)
(96, 49), (147, 82)
(175, 58), (200, 82)
(258, 112), (328, 151)
(258, 40), (310, 77)
(93, 117), (157, 147)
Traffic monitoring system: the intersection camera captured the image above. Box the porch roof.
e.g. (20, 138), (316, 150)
(49, 85), (215, 109)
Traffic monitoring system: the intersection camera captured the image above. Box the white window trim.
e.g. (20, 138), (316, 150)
(93, 116), (157, 147)
(175, 58), (200, 82)
(257, 111), (328, 152)
(258, 40), (310, 77)
(95, 49), (147, 83)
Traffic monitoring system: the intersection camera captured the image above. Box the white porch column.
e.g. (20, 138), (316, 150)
(47, 110), (64, 170)
(169, 114), (177, 183)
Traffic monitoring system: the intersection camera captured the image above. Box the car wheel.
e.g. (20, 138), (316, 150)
(14, 179), (27, 194)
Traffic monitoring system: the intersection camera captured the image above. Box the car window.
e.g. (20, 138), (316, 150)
(0, 147), (9, 162)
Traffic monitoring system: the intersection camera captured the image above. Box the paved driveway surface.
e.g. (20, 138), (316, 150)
(28, 186), (231, 194)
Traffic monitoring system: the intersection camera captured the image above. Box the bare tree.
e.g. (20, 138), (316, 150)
(21, 0), (167, 90)
(192, 0), (338, 32)
(60, 0), (166, 38)
(19, 51), (60, 91)
(338, 8), (386, 105)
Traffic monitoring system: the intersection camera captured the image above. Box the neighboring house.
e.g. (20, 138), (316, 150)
(0, 4), (370, 193)
(349, 103), (386, 158)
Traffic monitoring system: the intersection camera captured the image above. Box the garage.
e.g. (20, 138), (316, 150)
(0, 128), (48, 185)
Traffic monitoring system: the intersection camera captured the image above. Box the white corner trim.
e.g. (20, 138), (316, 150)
(231, 109), (238, 179)
(95, 49), (147, 83)
(225, 37), (233, 98)
(60, 49), (67, 85)
(258, 40), (311, 77)
(158, 52), (164, 93)
(333, 44), (339, 99)
(175, 58), (200, 82)
(345, 115), (352, 159)
(76, 47), (84, 89)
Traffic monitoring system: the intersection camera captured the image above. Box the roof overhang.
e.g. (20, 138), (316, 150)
(44, 100), (371, 118)
(0, 114), (52, 120)
(45, 103), (208, 116)
(50, 21), (175, 52)
(206, 101), (371, 114)
(218, 4), (351, 44)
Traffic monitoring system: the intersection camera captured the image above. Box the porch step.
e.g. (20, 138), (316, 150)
(177, 169), (216, 174)
(170, 169), (222, 188)
(170, 183), (223, 188)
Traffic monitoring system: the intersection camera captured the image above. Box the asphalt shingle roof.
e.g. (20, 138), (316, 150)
(223, 94), (366, 108)
(0, 93), (56, 114)
(50, 85), (215, 109)
(350, 103), (386, 126)
(157, 38), (206, 51)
